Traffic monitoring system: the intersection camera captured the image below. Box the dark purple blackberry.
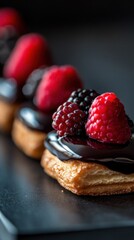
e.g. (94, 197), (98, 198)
(126, 115), (134, 129)
(0, 26), (18, 65)
(22, 67), (46, 99)
(23, 66), (54, 100)
(68, 89), (99, 116)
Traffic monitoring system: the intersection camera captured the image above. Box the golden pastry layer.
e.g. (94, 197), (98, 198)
(41, 149), (134, 196)
(12, 119), (46, 159)
(0, 100), (20, 132)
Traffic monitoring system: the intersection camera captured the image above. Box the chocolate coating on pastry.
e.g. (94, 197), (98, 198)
(0, 78), (25, 102)
(45, 131), (134, 174)
(17, 105), (53, 132)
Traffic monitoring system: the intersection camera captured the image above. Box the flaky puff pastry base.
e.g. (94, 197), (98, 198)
(41, 149), (134, 196)
(12, 119), (46, 159)
(0, 100), (20, 133)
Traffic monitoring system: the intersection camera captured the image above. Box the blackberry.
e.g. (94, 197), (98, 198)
(68, 88), (99, 116)
(126, 115), (134, 129)
(22, 67), (46, 99)
(52, 102), (86, 137)
(23, 66), (54, 99)
(0, 26), (18, 65)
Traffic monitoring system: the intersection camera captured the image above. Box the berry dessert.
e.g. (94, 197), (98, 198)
(11, 65), (83, 159)
(41, 91), (134, 196)
(0, 7), (26, 74)
(0, 33), (52, 132)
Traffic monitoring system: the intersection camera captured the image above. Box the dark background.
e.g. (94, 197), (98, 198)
(0, 0), (134, 27)
(0, 0), (134, 119)
(1, 2), (134, 239)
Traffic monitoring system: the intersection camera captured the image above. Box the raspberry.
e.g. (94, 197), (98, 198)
(0, 8), (26, 68)
(68, 88), (99, 116)
(85, 92), (131, 144)
(0, 8), (26, 35)
(52, 102), (86, 137)
(3, 33), (52, 85)
(35, 65), (83, 112)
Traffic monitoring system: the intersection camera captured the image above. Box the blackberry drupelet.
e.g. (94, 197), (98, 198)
(68, 88), (99, 116)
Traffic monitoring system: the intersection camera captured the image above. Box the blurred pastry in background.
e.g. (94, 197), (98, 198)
(0, 33), (52, 133)
(12, 65), (83, 159)
(0, 7), (27, 74)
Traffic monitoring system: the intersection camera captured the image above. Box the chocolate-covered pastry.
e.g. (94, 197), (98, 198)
(42, 131), (134, 195)
(12, 104), (53, 159)
(0, 78), (25, 132)
(12, 65), (83, 159)
(41, 91), (134, 195)
(0, 33), (52, 133)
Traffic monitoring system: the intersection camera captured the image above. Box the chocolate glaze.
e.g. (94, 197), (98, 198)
(0, 78), (25, 103)
(45, 131), (134, 174)
(17, 104), (53, 132)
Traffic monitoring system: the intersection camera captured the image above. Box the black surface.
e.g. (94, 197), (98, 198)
(1, 135), (134, 240)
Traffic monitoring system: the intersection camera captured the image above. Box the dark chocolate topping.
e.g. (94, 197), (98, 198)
(17, 104), (53, 132)
(45, 131), (134, 174)
(0, 78), (25, 103)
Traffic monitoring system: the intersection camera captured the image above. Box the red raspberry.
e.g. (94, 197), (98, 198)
(85, 92), (131, 144)
(3, 33), (52, 85)
(52, 102), (86, 137)
(35, 65), (83, 112)
(0, 8), (26, 34)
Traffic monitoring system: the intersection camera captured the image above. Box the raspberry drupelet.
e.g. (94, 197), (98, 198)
(52, 102), (86, 137)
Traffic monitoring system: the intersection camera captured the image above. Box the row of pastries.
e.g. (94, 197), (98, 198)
(1, 7), (134, 196)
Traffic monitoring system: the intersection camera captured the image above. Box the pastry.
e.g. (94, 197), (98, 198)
(12, 104), (53, 159)
(0, 78), (24, 132)
(41, 90), (134, 196)
(0, 7), (26, 74)
(12, 65), (83, 159)
(0, 33), (52, 133)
